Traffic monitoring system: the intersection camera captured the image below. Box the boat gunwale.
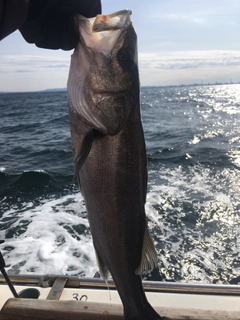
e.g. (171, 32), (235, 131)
(0, 274), (240, 296)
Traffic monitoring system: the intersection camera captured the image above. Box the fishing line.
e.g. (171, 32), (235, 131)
(105, 279), (112, 309)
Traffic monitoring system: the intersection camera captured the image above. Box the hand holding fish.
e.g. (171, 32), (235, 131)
(0, 0), (101, 50)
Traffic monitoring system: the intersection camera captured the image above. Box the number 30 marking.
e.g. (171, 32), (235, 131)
(72, 293), (88, 301)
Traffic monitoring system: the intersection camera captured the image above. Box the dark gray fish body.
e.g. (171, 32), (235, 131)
(67, 11), (162, 320)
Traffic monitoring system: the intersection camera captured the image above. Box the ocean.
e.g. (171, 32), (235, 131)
(0, 84), (240, 284)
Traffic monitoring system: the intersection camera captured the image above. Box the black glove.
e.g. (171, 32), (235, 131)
(0, 0), (29, 40)
(19, 0), (101, 50)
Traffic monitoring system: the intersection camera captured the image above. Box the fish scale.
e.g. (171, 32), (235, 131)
(67, 10), (162, 320)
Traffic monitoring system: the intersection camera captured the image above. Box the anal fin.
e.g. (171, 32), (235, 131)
(135, 224), (158, 275)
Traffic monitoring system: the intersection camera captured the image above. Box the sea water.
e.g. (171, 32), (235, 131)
(0, 84), (240, 284)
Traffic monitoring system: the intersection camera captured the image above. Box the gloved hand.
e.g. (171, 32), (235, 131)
(0, 0), (29, 41)
(0, 0), (101, 50)
(19, 0), (101, 50)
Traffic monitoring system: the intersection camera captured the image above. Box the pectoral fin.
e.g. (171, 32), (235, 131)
(74, 130), (95, 176)
(135, 224), (158, 275)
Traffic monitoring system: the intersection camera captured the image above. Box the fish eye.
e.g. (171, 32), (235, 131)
(117, 48), (135, 71)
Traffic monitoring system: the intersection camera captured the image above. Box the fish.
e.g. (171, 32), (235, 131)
(67, 10), (162, 320)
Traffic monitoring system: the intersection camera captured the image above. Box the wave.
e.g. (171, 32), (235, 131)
(1, 86), (240, 283)
(14, 170), (52, 188)
(147, 146), (234, 169)
(0, 170), (77, 205)
(188, 130), (225, 145)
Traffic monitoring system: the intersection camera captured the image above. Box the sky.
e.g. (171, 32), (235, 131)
(1, 0), (240, 92)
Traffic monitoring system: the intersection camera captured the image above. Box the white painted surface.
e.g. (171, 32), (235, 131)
(1, 284), (240, 312)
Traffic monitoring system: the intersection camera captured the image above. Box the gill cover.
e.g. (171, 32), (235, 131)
(67, 10), (135, 134)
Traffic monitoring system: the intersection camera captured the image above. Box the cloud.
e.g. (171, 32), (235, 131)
(139, 50), (240, 70)
(0, 55), (71, 91)
(0, 55), (70, 74)
(138, 51), (240, 86)
(15, 69), (35, 73)
(1, 50), (240, 91)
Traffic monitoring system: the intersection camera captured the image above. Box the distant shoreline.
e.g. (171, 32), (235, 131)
(1, 82), (240, 94)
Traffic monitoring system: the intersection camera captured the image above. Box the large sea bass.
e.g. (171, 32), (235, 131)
(67, 10), (162, 320)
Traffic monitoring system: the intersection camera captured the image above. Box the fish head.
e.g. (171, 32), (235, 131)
(67, 10), (139, 135)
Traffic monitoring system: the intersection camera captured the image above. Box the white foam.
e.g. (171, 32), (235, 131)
(1, 193), (97, 276)
(1, 160), (240, 283)
(188, 129), (224, 145)
(146, 163), (240, 283)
